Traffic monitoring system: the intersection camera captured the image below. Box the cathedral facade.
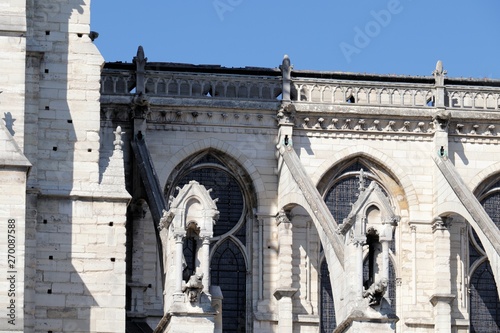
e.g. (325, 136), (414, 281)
(1, 1), (500, 332)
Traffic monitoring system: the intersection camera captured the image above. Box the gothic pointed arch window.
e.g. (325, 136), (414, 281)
(320, 158), (398, 319)
(469, 178), (500, 332)
(167, 151), (252, 332)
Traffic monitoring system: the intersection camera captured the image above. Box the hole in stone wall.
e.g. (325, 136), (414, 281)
(148, 284), (152, 288)
(43, 219), (47, 224)
(45, 31), (50, 35)
(45, 106), (50, 110)
(87, 149), (92, 152)
(77, 33), (83, 38)
(47, 289), (52, 294)
(49, 256), (53, 260)
(52, 147), (57, 151)
(108, 222), (114, 226)
(44, 69), (49, 74)
(67, 119), (72, 123)
(110, 258), (115, 262)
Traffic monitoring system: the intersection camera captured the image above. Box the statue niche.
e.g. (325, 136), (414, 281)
(159, 180), (219, 307)
(338, 170), (399, 311)
(156, 180), (222, 333)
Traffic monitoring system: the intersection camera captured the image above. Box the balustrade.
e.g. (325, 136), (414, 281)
(101, 67), (500, 111)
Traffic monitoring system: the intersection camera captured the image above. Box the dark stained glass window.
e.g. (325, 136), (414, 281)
(177, 167), (244, 238)
(482, 191), (500, 229)
(174, 156), (248, 332)
(470, 261), (500, 333)
(469, 190), (500, 332)
(324, 177), (359, 225)
(320, 259), (336, 333)
(211, 239), (247, 333)
(388, 259), (396, 312)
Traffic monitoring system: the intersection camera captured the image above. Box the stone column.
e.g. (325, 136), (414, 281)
(201, 235), (211, 293)
(355, 239), (364, 300)
(430, 217), (455, 333)
(174, 233), (184, 293)
(274, 210), (297, 333)
(411, 225), (417, 304)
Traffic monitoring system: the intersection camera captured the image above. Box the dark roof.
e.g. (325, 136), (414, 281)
(103, 61), (500, 87)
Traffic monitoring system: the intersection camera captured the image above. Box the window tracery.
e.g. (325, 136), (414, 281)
(169, 151), (250, 332)
(321, 159), (399, 325)
(469, 182), (500, 332)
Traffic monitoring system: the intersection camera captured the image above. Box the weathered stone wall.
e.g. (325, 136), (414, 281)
(20, 1), (130, 332)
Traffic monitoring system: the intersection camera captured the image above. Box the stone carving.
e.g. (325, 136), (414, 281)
(433, 109), (451, 131)
(415, 122), (425, 133)
(398, 121), (410, 132)
(182, 272), (204, 302)
(363, 278), (388, 306)
(276, 209), (291, 225)
(432, 60), (447, 77)
(383, 121), (395, 131)
(354, 119), (365, 131)
(329, 118), (339, 130)
(368, 120), (380, 131)
(131, 92), (150, 119)
(341, 119), (351, 130)
(276, 102), (296, 125)
(484, 125), (495, 136)
(113, 126), (124, 151)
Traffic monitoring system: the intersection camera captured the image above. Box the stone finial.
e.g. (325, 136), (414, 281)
(280, 55), (292, 79)
(134, 46), (147, 69)
(358, 169), (366, 191)
(113, 126), (124, 151)
(280, 55), (293, 101)
(432, 60), (447, 88)
(133, 46), (147, 94)
(433, 60), (447, 77)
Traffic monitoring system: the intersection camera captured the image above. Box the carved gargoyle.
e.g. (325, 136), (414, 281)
(276, 102), (296, 124)
(433, 109), (451, 131)
(363, 278), (388, 306)
(131, 92), (150, 119)
(182, 272), (204, 302)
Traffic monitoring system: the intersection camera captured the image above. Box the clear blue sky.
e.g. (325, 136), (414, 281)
(90, 1), (500, 79)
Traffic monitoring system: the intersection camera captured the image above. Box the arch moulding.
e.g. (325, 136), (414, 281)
(470, 161), (500, 193)
(156, 137), (268, 207)
(312, 145), (418, 214)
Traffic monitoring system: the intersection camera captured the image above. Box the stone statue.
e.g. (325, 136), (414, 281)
(363, 278), (388, 306)
(182, 272), (204, 302)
